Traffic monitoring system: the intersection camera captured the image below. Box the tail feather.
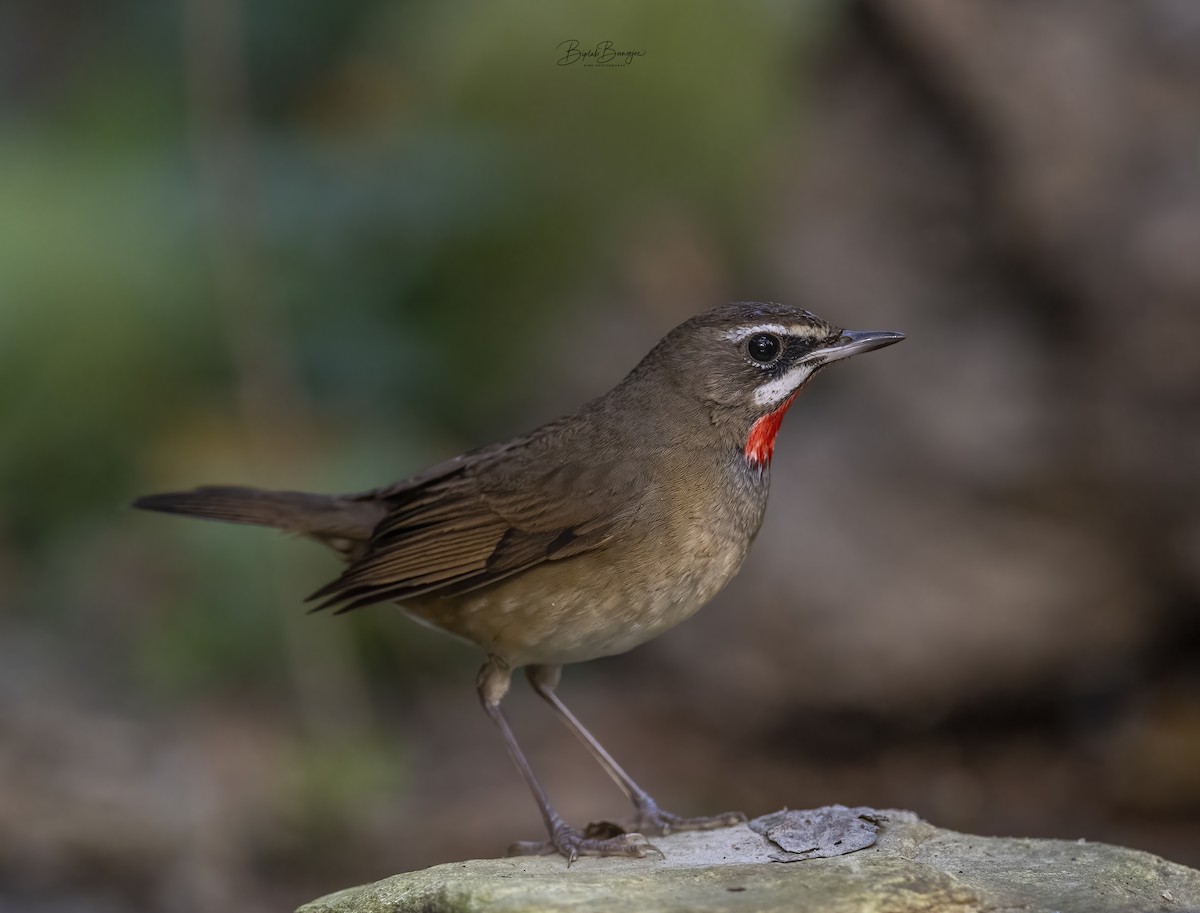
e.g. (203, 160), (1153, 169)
(133, 486), (385, 540)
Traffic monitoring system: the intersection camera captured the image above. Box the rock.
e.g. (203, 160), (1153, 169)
(297, 808), (1200, 913)
(748, 806), (885, 861)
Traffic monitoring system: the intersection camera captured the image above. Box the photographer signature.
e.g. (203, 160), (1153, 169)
(557, 40), (646, 67)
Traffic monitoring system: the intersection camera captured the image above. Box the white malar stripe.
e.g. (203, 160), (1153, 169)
(753, 363), (817, 407)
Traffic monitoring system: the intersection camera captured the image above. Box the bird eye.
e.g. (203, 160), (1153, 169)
(746, 333), (782, 364)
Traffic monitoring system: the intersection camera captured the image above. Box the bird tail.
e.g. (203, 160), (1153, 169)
(132, 486), (385, 540)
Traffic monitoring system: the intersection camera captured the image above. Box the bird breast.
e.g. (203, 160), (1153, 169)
(402, 453), (770, 667)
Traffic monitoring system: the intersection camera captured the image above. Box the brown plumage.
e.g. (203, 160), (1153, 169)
(135, 302), (904, 862)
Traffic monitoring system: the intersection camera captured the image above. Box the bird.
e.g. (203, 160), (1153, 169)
(134, 302), (904, 863)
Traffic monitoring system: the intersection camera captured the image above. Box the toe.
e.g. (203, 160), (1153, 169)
(637, 808), (746, 835)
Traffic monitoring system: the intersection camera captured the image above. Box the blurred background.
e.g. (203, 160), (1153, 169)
(3, 0), (1200, 910)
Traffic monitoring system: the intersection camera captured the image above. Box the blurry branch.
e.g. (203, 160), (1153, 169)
(180, 0), (372, 740)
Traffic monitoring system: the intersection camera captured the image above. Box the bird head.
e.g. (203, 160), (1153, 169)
(622, 302), (904, 467)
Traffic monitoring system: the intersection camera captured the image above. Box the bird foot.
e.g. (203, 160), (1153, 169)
(632, 804), (746, 837)
(507, 820), (663, 865)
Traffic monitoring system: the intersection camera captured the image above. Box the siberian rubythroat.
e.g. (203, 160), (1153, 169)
(135, 303), (904, 861)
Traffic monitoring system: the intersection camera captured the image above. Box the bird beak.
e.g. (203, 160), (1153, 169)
(807, 329), (906, 365)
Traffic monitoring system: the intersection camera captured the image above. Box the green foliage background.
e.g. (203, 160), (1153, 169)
(0, 0), (823, 722)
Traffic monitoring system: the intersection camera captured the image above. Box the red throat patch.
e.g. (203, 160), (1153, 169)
(744, 391), (801, 467)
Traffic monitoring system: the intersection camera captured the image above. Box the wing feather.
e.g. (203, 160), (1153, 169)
(309, 435), (652, 613)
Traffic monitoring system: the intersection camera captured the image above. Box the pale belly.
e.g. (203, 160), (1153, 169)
(399, 453), (770, 666)
(401, 522), (755, 667)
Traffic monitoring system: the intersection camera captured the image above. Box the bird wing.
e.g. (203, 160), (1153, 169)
(308, 449), (647, 614)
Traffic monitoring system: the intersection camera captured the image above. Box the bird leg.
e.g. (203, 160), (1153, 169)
(476, 657), (661, 863)
(525, 664), (746, 837)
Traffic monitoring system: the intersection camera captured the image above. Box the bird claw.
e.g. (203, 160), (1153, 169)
(634, 805), (747, 837)
(507, 825), (663, 864)
(505, 805), (742, 862)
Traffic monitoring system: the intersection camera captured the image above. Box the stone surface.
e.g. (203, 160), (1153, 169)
(298, 809), (1200, 913)
(749, 806), (885, 861)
